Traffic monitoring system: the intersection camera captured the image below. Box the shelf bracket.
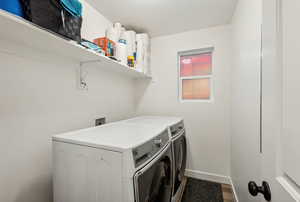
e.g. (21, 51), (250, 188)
(78, 60), (102, 90)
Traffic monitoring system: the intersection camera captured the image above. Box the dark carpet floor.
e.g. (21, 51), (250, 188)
(181, 178), (224, 202)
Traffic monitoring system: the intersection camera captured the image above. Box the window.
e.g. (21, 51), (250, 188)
(178, 47), (214, 102)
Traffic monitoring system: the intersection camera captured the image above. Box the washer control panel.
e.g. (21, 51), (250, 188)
(170, 120), (185, 137)
(132, 129), (169, 168)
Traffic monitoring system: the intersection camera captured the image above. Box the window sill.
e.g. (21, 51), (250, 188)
(179, 99), (213, 103)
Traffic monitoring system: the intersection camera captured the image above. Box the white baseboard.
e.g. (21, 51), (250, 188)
(185, 169), (239, 202)
(185, 169), (231, 184)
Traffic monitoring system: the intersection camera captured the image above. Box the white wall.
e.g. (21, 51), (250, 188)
(135, 25), (232, 177)
(81, 0), (112, 41)
(231, 0), (262, 201)
(0, 2), (136, 202)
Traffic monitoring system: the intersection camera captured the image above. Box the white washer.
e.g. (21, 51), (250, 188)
(52, 122), (173, 202)
(120, 116), (187, 202)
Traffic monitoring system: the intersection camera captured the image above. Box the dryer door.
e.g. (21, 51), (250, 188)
(134, 145), (173, 202)
(173, 133), (187, 195)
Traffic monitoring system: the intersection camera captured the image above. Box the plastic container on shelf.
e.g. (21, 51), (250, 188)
(106, 22), (123, 44)
(0, 0), (25, 17)
(124, 30), (136, 57)
(80, 39), (105, 55)
(136, 33), (150, 74)
(128, 56), (135, 68)
(93, 37), (116, 57)
(115, 39), (127, 65)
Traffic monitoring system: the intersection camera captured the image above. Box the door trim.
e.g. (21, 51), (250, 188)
(277, 176), (300, 202)
(229, 178), (240, 202)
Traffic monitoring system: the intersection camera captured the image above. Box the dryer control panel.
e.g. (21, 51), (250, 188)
(170, 120), (185, 137)
(132, 129), (169, 168)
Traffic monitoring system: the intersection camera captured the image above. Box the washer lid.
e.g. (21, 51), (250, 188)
(121, 116), (184, 137)
(52, 122), (167, 152)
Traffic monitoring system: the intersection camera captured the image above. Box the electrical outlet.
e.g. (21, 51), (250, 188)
(95, 117), (106, 126)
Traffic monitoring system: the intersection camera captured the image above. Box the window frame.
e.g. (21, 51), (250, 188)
(178, 47), (214, 103)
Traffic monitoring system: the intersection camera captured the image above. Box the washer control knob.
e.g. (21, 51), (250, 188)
(154, 139), (162, 147)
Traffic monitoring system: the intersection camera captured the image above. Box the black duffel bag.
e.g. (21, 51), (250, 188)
(20, 0), (82, 42)
(59, 8), (82, 42)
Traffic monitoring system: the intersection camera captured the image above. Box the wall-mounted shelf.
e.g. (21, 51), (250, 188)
(0, 9), (151, 79)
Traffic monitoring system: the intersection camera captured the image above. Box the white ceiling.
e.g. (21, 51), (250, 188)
(88, 0), (238, 37)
